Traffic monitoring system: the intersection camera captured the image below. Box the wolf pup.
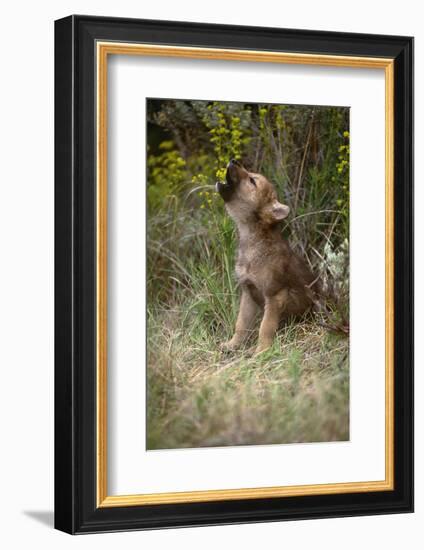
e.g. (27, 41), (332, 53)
(216, 159), (318, 354)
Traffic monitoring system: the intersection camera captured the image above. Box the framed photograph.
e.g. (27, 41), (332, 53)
(54, 15), (413, 534)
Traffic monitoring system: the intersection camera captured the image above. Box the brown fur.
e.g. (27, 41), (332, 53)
(216, 160), (317, 354)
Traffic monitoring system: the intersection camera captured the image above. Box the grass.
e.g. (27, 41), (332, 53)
(146, 304), (349, 450)
(146, 199), (349, 450)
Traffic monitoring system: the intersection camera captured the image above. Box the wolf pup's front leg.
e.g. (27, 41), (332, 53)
(255, 291), (287, 354)
(221, 288), (258, 351)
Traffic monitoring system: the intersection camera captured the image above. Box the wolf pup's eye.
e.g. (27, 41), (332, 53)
(249, 177), (256, 187)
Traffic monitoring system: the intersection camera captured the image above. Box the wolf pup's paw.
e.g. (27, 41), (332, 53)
(220, 338), (240, 353)
(253, 343), (272, 356)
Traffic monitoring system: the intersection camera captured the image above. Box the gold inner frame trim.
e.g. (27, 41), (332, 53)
(96, 42), (395, 508)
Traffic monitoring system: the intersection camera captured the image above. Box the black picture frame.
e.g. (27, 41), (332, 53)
(55, 14), (414, 534)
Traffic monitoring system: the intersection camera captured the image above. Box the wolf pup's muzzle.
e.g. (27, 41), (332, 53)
(216, 159), (243, 202)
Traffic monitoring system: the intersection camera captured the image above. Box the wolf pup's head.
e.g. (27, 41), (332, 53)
(216, 159), (290, 226)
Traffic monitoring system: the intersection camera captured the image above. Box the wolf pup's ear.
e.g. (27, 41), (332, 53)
(270, 201), (290, 221)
